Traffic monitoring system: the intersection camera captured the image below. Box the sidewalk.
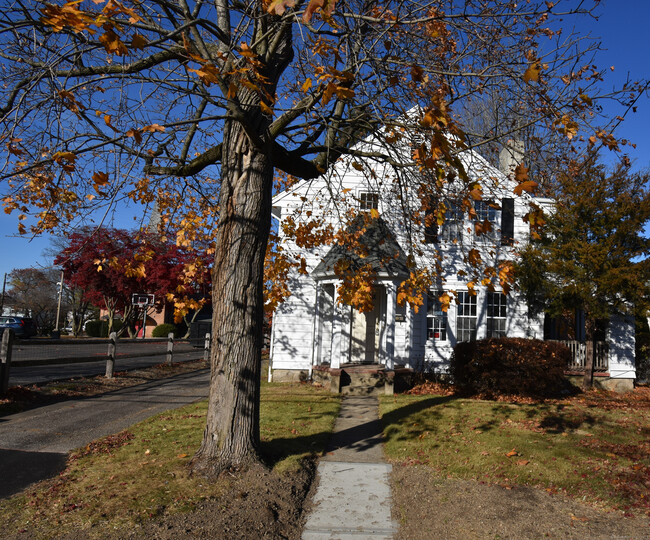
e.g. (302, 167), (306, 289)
(302, 395), (397, 540)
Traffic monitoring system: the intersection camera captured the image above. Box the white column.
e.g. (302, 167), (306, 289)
(385, 281), (397, 369)
(309, 282), (320, 378)
(330, 284), (342, 369)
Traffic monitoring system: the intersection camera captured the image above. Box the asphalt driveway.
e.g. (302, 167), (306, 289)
(0, 368), (210, 498)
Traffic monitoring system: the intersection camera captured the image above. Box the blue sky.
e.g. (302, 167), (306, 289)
(0, 0), (648, 281)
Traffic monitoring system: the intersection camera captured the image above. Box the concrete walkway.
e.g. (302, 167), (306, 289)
(303, 395), (397, 539)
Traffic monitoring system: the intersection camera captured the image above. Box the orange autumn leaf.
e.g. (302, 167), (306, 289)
(92, 171), (109, 186)
(303, 0), (336, 23)
(131, 33), (148, 50)
(523, 61), (541, 82)
(267, 0), (296, 16)
(513, 180), (538, 196)
(99, 27), (128, 56)
(141, 124), (166, 133)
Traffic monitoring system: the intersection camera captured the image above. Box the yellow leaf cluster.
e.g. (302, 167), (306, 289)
(41, 0), (146, 57)
(281, 216), (334, 249)
(40, 2), (96, 33)
(553, 114), (579, 140)
(52, 151), (77, 172)
(396, 269), (433, 313)
(335, 263), (375, 312)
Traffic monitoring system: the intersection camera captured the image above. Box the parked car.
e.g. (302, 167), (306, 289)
(0, 316), (38, 338)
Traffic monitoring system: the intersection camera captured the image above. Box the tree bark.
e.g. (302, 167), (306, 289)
(190, 110), (273, 476)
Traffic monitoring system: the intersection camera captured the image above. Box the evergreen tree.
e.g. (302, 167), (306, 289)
(516, 157), (650, 388)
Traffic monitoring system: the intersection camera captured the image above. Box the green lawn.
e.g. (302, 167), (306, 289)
(380, 392), (650, 513)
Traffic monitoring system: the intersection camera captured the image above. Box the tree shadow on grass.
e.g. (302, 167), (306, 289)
(260, 430), (333, 468)
(381, 395), (458, 440)
(538, 411), (596, 433)
(261, 396), (458, 467)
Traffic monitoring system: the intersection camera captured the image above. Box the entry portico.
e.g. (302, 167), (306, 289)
(309, 217), (408, 372)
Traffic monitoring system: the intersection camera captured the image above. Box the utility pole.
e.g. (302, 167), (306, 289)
(0, 273), (6, 315)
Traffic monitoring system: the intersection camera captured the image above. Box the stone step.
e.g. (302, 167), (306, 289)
(341, 385), (381, 396)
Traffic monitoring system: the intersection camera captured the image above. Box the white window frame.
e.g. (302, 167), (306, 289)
(359, 191), (379, 211)
(456, 291), (477, 342)
(473, 200), (500, 242)
(426, 290), (448, 341)
(486, 292), (507, 338)
(440, 203), (464, 244)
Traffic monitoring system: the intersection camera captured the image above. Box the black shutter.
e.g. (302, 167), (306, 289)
(501, 197), (514, 246)
(424, 200), (439, 244)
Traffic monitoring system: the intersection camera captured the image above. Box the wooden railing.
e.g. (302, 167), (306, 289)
(556, 340), (608, 372)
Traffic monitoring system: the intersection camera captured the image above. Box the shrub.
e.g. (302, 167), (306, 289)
(450, 338), (571, 397)
(151, 323), (178, 338)
(84, 319), (124, 337)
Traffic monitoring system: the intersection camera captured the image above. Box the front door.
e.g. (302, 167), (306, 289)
(349, 287), (383, 364)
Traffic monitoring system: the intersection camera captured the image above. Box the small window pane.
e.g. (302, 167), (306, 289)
(359, 192), (379, 211)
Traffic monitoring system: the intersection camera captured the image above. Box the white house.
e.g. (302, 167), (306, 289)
(268, 138), (636, 393)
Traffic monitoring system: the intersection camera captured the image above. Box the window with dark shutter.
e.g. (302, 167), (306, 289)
(424, 197), (438, 244)
(501, 197), (514, 246)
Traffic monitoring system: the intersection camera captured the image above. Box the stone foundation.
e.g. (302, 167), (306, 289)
(308, 364), (415, 395)
(565, 373), (635, 393)
(271, 369), (309, 383)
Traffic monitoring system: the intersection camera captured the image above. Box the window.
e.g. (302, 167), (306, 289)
(456, 291), (477, 342)
(426, 290), (447, 341)
(474, 200), (499, 242)
(359, 192), (379, 211)
(486, 292), (507, 338)
(439, 203), (463, 243)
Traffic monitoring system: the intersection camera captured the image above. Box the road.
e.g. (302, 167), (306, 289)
(0, 368), (210, 498)
(6, 338), (206, 386)
(9, 350), (205, 386)
(10, 338), (203, 364)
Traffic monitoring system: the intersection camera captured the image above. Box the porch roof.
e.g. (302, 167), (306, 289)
(312, 216), (409, 280)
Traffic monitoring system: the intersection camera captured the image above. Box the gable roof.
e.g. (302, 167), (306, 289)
(312, 216), (409, 280)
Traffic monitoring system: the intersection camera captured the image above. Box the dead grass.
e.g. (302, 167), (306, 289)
(0, 381), (340, 538)
(380, 387), (650, 515)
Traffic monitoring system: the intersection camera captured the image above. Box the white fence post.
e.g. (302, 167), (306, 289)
(166, 332), (174, 365)
(203, 332), (210, 362)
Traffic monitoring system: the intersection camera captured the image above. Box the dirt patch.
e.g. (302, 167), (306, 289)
(48, 462), (315, 540)
(392, 464), (650, 540)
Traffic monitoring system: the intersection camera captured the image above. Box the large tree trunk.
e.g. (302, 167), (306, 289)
(190, 112), (273, 476)
(190, 12), (293, 476)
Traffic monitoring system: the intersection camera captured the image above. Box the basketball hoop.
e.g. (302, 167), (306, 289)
(132, 293), (155, 307)
(132, 294), (155, 339)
